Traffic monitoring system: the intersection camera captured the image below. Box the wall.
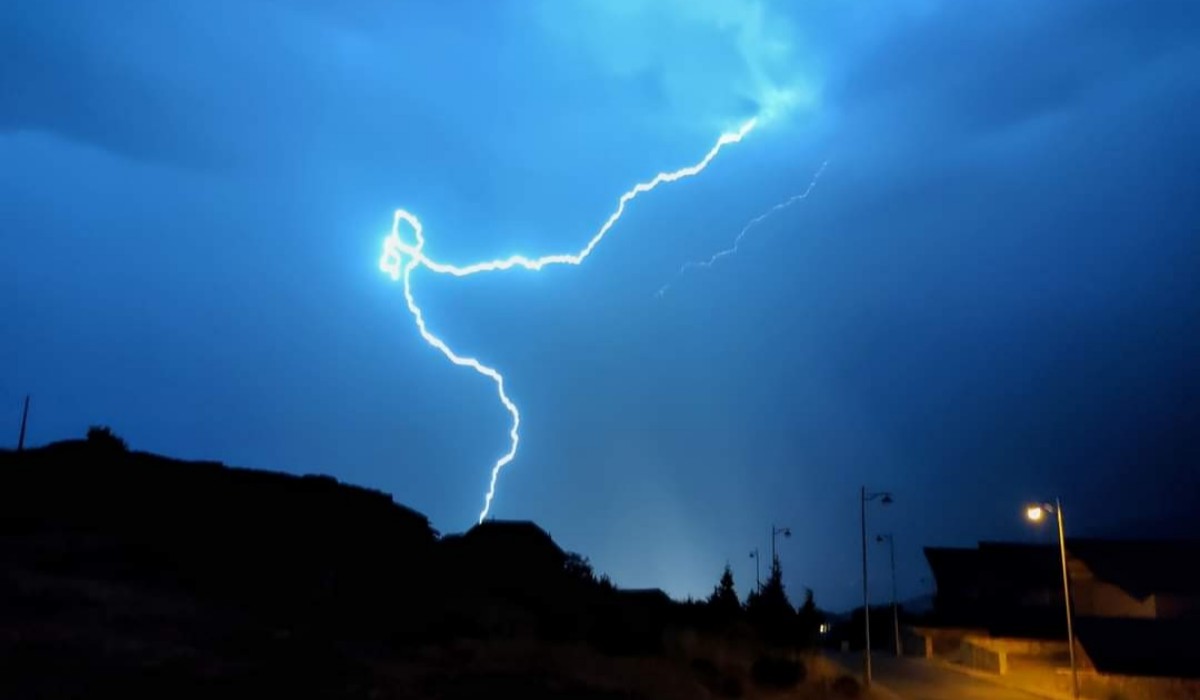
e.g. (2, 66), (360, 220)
(959, 641), (1002, 673)
(967, 636), (1067, 656)
(1072, 576), (1156, 618)
(1156, 594), (1200, 619)
(1078, 673), (1200, 700)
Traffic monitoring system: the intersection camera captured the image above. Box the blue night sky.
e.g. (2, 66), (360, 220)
(3, 1), (1198, 611)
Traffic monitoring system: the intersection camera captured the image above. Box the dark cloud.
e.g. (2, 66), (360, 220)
(833, 1), (1199, 133)
(2, 2), (242, 167)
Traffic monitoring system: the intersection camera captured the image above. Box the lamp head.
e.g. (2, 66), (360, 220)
(881, 493), (894, 505)
(1026, 504), (1046, 522)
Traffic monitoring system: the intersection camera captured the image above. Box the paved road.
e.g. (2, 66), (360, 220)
(829, 654), (1050, 700)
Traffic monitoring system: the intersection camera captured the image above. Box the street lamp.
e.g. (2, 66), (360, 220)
(1026, 498), (1079, 699)
(877, 533), (902, 658)
(749, 548), (761, 592)
(861, 487), (893, 686)
(771, 524), (792, 567)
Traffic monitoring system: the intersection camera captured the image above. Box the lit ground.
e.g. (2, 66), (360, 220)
(829, 653), (1052, 700)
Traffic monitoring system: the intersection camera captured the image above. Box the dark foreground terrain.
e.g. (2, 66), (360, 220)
(0, 437), (859, 699)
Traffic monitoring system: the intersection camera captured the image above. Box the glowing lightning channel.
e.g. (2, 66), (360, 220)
(381, 118), (758, 524)
(656, 159), (828, 298)
(381, 210), (521, 525)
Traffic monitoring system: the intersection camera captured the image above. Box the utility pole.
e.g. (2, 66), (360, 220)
(749, 548), (761, 592)
(771, 524), (791, 568)
(878, 533), (902, 657)
(861, 487), (870, 685)
(17, 395), (29, 451)
(1055, 500), (1080, 699)
(1025, 498), (1079, 699)
(861, 487), (893, 687)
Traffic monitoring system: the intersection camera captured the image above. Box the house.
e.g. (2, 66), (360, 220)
(915, 539), (1200, 698)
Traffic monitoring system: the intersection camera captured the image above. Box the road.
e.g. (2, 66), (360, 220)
(828, 654), (1051, 700)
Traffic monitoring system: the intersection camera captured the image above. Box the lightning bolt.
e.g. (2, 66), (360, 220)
(656, 160), (828, 298)
(381, 118), (757, 523)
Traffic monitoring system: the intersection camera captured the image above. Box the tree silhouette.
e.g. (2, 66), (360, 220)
(746, 555), (795, 645)
(563, 551), (595, 583)
(707, 564), (741, 618)
(795, 587), (823, 648)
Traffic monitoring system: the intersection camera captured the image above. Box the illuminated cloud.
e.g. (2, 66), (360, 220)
(534, 0), (818, 131)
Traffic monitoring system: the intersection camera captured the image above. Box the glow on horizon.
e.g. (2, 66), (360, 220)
(381, 118), (758, 524)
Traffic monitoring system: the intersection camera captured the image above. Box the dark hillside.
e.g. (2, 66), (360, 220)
(0, 440), (439, 697)
(0, 439), (850, 699)
(0, 440), (436, 619)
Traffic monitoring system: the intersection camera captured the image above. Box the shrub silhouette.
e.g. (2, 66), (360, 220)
(690, 657), (719, 684)
(751, 655), (805, 688)
(717, 674), (744, 698)
(691, 657), (743, 698)
(86, 425), (128, 451)
(832, 674), (862, 697)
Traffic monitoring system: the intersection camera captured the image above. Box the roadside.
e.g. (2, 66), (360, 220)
(818, 652), (902, 700)
(824, 652), (1061, 700)
(924, 657), (1084, 700)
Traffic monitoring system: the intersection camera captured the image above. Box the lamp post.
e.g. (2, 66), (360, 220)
(861, 487), (893, 686)
(1026, 499), (1079, 699)
(17, 395), (29, 451)
(749, 548), (761, 592)
(771, 524), (791, 568)
(877, 533), (902, 657)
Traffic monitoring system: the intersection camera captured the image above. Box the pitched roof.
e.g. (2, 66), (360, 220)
(1076, 617), (1200, 678)
(928, 539), (1200, 601)
(1068, 539), (1200, 598)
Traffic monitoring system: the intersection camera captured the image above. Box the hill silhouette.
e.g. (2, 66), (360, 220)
(0, 437), (855, 699)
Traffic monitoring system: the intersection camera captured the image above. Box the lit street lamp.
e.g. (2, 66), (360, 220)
(1026, 498), (1079, 699)
(861, 487), (893, 687)
(877, 533), (902, 657)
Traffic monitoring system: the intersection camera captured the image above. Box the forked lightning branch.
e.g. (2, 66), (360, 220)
(380, 119), (757, 523)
